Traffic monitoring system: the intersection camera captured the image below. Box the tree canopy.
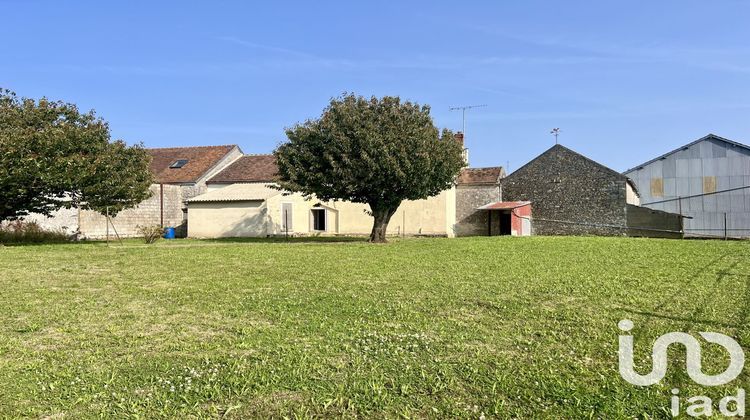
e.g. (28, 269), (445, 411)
(275, 94), (464, 242)
(0, 89), (154, 222)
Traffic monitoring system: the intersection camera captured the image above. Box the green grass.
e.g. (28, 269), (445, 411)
(0, 236), (749, 418)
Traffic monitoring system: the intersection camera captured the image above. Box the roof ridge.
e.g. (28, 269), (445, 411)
(148, 144), (237, 150)
(504, 143), (624, 181)
(553, 144), (624, 179)
(465, 166), (503, 170)
(623, 133), (750, 174)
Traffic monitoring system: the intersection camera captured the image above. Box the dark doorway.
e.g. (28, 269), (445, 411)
(499, 211), (512, 235)
(311, 208), (326, 231)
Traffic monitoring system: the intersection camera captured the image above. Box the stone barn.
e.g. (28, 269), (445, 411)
(501, 144), (682, 238)
(27, 144), (243, 238)
(76, 145), (243, 238)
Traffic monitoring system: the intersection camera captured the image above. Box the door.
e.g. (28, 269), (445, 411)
(521, 217), (531, 236)
(499, 211), (512, 235)
(311, 208), (326, 232)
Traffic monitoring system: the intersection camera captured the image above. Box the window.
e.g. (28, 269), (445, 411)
(170, 159), (189, 169)
(311, 208), (326, 231)
(650, 178), (664, 198)
(281, 203), (293, 232)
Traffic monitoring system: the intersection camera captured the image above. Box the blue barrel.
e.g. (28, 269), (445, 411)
(164, 227), (176, 239)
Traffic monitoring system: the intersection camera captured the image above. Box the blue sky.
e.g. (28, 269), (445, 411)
(2, 1), (750, 172)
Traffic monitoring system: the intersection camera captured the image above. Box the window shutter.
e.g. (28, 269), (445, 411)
(282, 203), (293, 232)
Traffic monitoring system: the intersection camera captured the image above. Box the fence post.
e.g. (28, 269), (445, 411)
(106, 206), (109, 246)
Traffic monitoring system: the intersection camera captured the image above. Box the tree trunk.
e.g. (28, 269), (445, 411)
(369, 205), (398, 243)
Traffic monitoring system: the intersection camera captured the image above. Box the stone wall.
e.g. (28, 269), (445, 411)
(455, 184), (501, 236)
(20, 205), (79, 235)
(79, 184), (184, 238)
(501, 145), (629, 236)
(14, 147), (243, 240)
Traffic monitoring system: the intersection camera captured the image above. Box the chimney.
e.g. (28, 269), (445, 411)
(454, 132), (468, 166)
(453, 131), (464, 147)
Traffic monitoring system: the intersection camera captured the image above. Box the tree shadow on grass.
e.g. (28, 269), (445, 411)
(0, 239), (86, 247)
(195, 236), (369, 244)
(2, 236), (371, 247)
(615, 252), (745, 331)
(615, 308), (740, 330)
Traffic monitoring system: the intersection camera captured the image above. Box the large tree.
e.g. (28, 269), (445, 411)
(275, 94), (465, 242)
(0, 89), (154, 222)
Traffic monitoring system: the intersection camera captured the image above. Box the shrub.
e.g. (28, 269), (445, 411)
(137, 225), (164, 244)
(0, 220), (70, 244)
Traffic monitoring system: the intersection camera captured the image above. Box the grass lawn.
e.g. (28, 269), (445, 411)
(1, 236), (749, 418)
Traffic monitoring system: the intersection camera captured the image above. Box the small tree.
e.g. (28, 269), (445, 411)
(275, 94), (464, 242)
(0, 89), (153, 222)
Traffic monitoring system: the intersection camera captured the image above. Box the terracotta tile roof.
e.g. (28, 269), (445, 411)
(207, 154), (279, 184)
(457, 166), (504, 185)
(149, 145), (236, 184)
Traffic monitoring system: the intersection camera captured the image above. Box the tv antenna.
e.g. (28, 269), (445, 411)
(550, 128), (561, 144)
(449, 104), (487, 137)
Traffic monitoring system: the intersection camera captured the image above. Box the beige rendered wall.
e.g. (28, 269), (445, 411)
(339, 188), (455, 237)
(188, 200), (269, 238)
(186, 184), (456, 239)
(207, 184), (229, 192)
(265, 193), (320, 235)
(626, 183), (641, 205)
(264, 188), (456, 237)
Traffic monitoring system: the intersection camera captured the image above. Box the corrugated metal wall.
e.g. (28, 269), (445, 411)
(625, 137), (750, 238)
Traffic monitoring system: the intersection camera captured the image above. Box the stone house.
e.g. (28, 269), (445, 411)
(501, 144), (682, 238)
(29, 144), (243, 238)
(187, 154), (458, 238)
(454, 167), (505, 236)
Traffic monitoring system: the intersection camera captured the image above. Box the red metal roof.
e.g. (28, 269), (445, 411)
(477, 201), (531, 210)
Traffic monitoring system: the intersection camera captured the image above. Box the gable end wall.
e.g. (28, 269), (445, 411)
(501, 146), (628, 236)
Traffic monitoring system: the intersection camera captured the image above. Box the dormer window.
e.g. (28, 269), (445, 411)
(170, 159), (188, 169)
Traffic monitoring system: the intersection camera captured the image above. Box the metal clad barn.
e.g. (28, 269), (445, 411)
(624, 134), (750, 238)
